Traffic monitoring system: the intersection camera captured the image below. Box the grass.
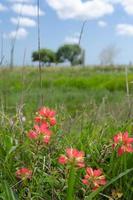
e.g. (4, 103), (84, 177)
(0, 66), (133, 114)
(0, 66), (133, 199)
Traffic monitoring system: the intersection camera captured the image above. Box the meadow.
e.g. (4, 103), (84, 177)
(0, 66), (133, 200)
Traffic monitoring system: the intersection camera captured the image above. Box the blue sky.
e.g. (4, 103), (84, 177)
(0, 0), (133, 65)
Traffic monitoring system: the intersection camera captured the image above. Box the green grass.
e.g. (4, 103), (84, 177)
(0, 66), (133, 199)
(0, 66), (133, 115)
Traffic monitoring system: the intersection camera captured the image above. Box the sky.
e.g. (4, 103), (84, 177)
(0, 0), (133, 65)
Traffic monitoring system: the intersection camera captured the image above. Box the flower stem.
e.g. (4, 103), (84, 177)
(66, 165), (76, 200)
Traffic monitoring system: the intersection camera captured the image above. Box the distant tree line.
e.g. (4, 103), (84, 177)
(32, 44), (85, 67)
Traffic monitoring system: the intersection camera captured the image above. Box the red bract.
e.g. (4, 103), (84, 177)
(43, 135), (51, 144)
(113, 132), (133, 156)
(58, 148), (85, 168)
(16, 168), (32, 180)
(39, 107), (56, 118)
(58, 155), (68, 164)
(27, 123), (52, 144)
(82, 167), (107, 190)
(28, 130), (38, 139)
(35, 107), (56, 127)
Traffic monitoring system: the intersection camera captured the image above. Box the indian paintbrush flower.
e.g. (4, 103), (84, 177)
(113, 132), (133, 156)
(82, 167), (107, 190)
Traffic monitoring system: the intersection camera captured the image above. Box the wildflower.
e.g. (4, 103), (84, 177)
(27, 123), (52, 144)
(35, 107), (56, 127)
(82, 167), (107, 190)
(49, 117), (56, 126)
(58, 148), (85, 168)
(39, 107), (56, 118)
(43, 135), (51, 144)
(58, 155), (68, 164)
(28, 130), (38, 139)
(16, 168), (32, 180)
(113, 132), (133, 156)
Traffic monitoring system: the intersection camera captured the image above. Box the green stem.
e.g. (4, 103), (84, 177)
(66, 165), (76, 200)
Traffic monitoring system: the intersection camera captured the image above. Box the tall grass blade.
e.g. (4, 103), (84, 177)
(2, 181), (16, 200)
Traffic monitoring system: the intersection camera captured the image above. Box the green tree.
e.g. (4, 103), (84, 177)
(32, 48), (56, 66)
(56, 44), (83, 66)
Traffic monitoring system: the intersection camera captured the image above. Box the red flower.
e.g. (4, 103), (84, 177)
(16, 168), (32, 180)
(58, 148), (85, 168)
(28, 130), (38, 139)
(43, 135), (51, 144)
(28, 106), (57, 145)
(49, 117), (56, 126)
(39, 107), (56, 118)
(58, 155), (68, 164)
(82, 167), (107, 190)
(35, 107), (56, 127)
(113, 132), (133, 156)
(27, 123), (52, 144)
(39, 123), (52, 136)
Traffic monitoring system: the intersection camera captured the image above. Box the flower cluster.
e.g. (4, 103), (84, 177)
(113, 132), (133, 156)
(58, 148), (85, 168)
(58, 148), (107, 191)
(34, 107), (56, 126)
(16, 168), (32, 180)
(28, 107), (56, 144)
(82, 167), (107, 190)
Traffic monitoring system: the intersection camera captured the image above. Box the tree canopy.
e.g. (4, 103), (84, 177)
(56, 44), (83, 66)
(32, 44), (85, 67)
(32, 48), (56, 66)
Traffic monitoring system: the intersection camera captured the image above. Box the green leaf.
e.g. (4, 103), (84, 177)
(86, 168), (133, 200)
(2, 181), (16, 200)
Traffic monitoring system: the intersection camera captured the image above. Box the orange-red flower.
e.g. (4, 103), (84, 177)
(28, 106), (56, 145)
(35, 107), (56, 127)
(27, 123), (52, 144)
(113, 132), (133, 156)
(58, 148), (85, 168)
(16, 168), (32, 180)
(28, 130), (38, 139)
(82, 167), (107, 190)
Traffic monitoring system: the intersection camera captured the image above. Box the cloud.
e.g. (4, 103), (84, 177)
(121, 0), (133, 15)
(9, 28), (28, 39)
(107, 0), (133, 15)
(8, 0), (34, 3)
(46, 0), (114, 20)
(12, 3), (45, 17)
(11, 17), (36, 27)
(64, 32), (80, 44)
(0, 3), (7, 11)
(116, 24), (133, 36)
(98, 20), (107, 27)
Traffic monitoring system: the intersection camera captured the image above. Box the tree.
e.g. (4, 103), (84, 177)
(32, 48), (56, 66)
(56, 44), (83, 66)
(99, 45), (120, 66)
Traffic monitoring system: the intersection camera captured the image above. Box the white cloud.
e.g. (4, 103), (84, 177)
(121, 0), (133, 15)
(11, 17), (36, 27)
(12, 3), (45, 17)
(65, 32), (80, 44)
(116, 24), (133, 36)
(8, 0), (34, 3)
(46, 0), (114, 20)
(107, 0), (133, 15)
(9, 28), (28, 39)
(0, 3), (7, 11)
(98, 20), (107, 27)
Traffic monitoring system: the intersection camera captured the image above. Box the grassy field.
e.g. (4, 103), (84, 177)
(0, 66), (133, 113)
(0, 66), (133, 200)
